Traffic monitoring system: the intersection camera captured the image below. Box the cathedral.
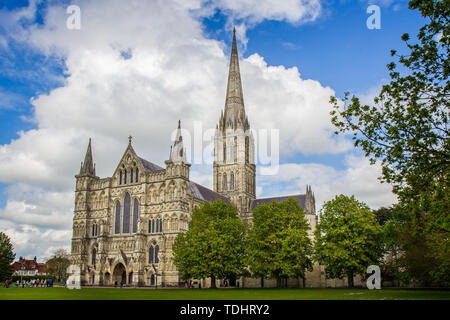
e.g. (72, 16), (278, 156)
(70, 29), (320, 288)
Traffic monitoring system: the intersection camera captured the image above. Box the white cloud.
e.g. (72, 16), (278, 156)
(204, 0), (321, 25)
(257, 155), (397, 209)
(0, 0), (393, 260)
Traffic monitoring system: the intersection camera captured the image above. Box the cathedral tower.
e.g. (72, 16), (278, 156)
(213, 28), (256, 220)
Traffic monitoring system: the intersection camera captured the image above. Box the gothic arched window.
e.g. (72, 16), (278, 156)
(135, 168), (139, 182)
(245, 136), (249, 163)
(149, 246), (154, 263)
(119, 170), (122, 185)
(223, 142), (227, 163)
(155, 245), (159, 263)
(114, 202), (121, 234)
(234, 136), (238, 162)
(230, 172), (235, 190)
(131, 169), (134, 184)
(123, 193), (131, 233)
(223, 173), (227, 191)
(124, 170), (127, 184)
(91, 248), (96, 265)
(133, 199), (139, 233)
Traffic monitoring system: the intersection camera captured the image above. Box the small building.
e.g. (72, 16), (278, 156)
(12, 256), (47, 276)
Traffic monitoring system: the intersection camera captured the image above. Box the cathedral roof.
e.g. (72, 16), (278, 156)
(188, 181), (231, 203)
(138, 157), (164, 172)
(249, 194), (306, 211)
(136, 156), (228, 204)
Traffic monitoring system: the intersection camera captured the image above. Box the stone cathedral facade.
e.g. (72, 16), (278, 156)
(71, 30), (321, 287)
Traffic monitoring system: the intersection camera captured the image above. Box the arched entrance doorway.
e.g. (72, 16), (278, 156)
(112, 263), (126, 286)
(104, 272), (111, 285)
(150, 274), (155, 286)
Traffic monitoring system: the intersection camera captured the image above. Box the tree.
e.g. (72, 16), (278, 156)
(330, 0), (449, 201)
(329, 0), (449, 287)
(314, 195), (383, 287)
(172, 200), (247, 288)
(373, 207), (393, 226)
(0, 232), (15, 282)
(45, 248), (71, 282)
(390, 185), (450, 286)
(247, 198), (313, 288)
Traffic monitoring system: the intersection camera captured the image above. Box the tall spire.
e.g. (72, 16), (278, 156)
(221, 27), (248, 131)
(80, 138), (96, 176)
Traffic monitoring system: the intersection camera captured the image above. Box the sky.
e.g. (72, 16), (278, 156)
(0, 0), (425, 260)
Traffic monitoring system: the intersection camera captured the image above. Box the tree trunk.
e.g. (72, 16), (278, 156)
(210, 275), (216, 289)
(276, 278), (281, 288)
(302, 277), (306, 288)
(260, 277), (264, 288)
(347, 272), (354, 288)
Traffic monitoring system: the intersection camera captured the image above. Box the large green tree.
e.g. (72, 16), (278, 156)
(172, 200), (247, 288)
(247, 198), (313, 288)
(0, 232), (15, 282)
(389, 185), (450, 286)
(314, 195), (383, 287)
(45, 248), (71, 281)
(329, 0), (449, 287)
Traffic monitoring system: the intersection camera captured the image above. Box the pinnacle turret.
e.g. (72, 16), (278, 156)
(79, 138), (96, 176)
(169, 120), (186, 164)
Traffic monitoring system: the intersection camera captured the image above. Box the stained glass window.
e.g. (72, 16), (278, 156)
(115, 202), (121, 234)
(123, 193), (131, 233)
(155, 245), (159, 263)
(149, 246), (154, 263)
(133, 199), (139, 233)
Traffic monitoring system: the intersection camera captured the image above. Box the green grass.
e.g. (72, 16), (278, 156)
(0, 287), (449, 300)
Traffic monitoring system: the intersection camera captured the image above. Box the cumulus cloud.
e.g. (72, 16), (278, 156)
(257, 155), (397, 209)
(0, 0), (393, 259)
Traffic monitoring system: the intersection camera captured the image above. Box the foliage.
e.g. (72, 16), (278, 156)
(247, 198), (313, 287)
(172, 200), (247, 288)
(329, 0), (449, 287)
(373, 207), (393, 226)
(45, 248), (70, 281)
(0, 232), (15, 282)
(314, 195), (384, 287)
(330, 0), (449, 201)
(389, 186), (450, 286)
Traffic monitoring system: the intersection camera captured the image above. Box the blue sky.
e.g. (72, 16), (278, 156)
(0, 0), (424, 258)
(0, 0), (424, 145)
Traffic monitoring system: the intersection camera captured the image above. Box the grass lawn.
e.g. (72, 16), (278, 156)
(0, 287), (449, 300)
